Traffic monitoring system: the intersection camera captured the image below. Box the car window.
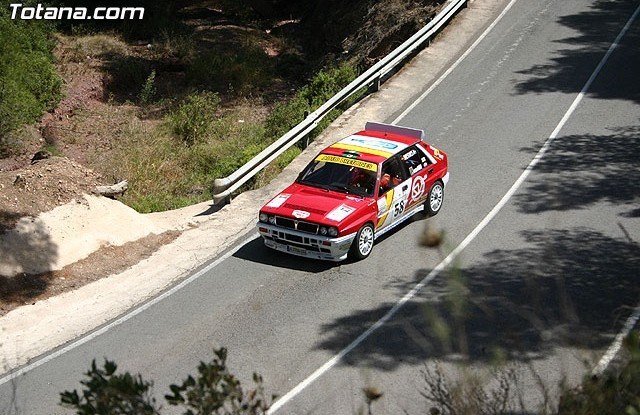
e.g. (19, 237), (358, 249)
(399, 145), (429, 176)
(379, 157), (406, 195)
(297, 158), (377, 197)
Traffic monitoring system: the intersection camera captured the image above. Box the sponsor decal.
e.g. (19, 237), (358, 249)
(411, 175), (426, 200)
(292, 209), (310, 219)
(266, 193), (291, 208)
(401, 149), (417, 160)
(316, 154), (377, 172)
(326, 204), (356, 222)
(433, 148), (443, 160)
(344, 136), (400, 151)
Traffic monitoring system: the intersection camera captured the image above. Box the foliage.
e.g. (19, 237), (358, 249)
(61, 348), (272, 415)
(186, 45), (273, 94)
(421, 364), (524, 415)
(264, 94), (310, 141)
(166, 347), (273, 415)
(139, 70), (157, 105)
(60, 359), (159, 415)
(299, 63), (358, 109)
(0, 8), (62, 153)
(103, 56), (153, 102)
(166, 92), (221, 146)
(264, 62), (358, 141)
(558, 332), (640, 415)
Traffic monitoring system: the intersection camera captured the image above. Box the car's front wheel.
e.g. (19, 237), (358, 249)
(349, 223), (375, 260)
(425, 180), (444, 216)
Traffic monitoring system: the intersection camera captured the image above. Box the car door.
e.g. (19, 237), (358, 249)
(398, 144), (435, 211)
(375, 156), (411, 230)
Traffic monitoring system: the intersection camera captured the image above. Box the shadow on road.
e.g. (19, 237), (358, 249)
(514, 0), (640, 104)
(314, 228), (640, 370)
(515, 126), (640, 215)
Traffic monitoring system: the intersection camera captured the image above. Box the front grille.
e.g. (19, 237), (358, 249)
(267, 235), (322, 252)
(274, 216), (319, 235)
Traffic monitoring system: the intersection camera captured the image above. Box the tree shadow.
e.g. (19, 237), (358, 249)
(514, 126), (640, 214)
(0, 212), (58, 304)
(513, 0), (640, 104)
(314, 228), (640, 370)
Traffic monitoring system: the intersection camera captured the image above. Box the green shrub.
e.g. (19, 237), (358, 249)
(300, 63), (358, 109)
(558, 332), (640, 415)
(264, 94), (310, 141)
(166, 92), (220, 145)
(139, 70), (157, 105)
(60, 359), (159, 415)
(61, 348), (272, 415)
(264, 62), (358, 142)
(0, 12), (62, 148)
(103, 56), (152, 102)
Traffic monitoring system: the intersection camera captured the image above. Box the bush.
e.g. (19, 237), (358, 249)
(61, 348), (273, 415)
(264, 63), (358, 142)
(103, 56), (153, 103)
(166, 92), (221, 145)
(139, 70), (157, 105)
(264, 94), (310, 141)
(558, 332), (640, 415)
(60, 359), (159, 415)
(165, 348), (272, 414)
(300, 63), (358, 109)
(0, 11), (62, 152)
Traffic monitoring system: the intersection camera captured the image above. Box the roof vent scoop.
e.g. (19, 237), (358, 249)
(365, 121), (426, 141)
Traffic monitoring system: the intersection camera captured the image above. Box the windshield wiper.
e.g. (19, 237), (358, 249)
(328, 184), (351, 193)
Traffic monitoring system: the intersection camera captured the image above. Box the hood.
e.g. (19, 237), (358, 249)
(262, 183), (371, 225)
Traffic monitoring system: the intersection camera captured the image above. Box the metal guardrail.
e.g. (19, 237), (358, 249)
(212, 0), (468, 203)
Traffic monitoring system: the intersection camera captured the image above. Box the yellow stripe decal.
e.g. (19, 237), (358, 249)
(330, 143), (393, 158)
(377, 213), (388, 228)
(377, 189), (395, 228)
(316, 154), (378, 172)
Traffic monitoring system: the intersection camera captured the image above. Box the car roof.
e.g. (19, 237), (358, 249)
(322, 130), (421, 164)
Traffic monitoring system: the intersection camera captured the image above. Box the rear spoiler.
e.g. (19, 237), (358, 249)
(364, 121), (426, 141)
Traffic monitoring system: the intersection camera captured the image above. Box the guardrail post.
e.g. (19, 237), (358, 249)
(371, 75), (381, 92)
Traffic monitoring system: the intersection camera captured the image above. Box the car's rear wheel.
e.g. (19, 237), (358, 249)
(425, 181), (444, 216)
(349, 223), (375, 260)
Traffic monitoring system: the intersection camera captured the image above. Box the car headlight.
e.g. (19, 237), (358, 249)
(259, 213), (268, 223)
(268, 216), (277, 224)
(328, 227), (338, 237)
(319, 227), (328, 235)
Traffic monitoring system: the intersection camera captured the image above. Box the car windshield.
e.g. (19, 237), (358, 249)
(296, 158), (377, 197)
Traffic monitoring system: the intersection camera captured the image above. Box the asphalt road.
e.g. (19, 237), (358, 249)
(2, 0), (639, 413)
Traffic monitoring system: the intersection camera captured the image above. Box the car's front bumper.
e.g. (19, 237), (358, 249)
(256, 222), (356, 261)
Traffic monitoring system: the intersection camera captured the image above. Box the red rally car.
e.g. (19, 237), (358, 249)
(257, 122), (449, 261)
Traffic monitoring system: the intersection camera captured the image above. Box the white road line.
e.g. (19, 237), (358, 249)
(0, 233), (259, 386)
(267, 2), (640, 413)
(593, 304), (640, 377)
(392, 0), (520, 125)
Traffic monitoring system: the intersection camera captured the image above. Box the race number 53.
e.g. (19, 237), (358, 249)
(393, 201), (405, 216)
